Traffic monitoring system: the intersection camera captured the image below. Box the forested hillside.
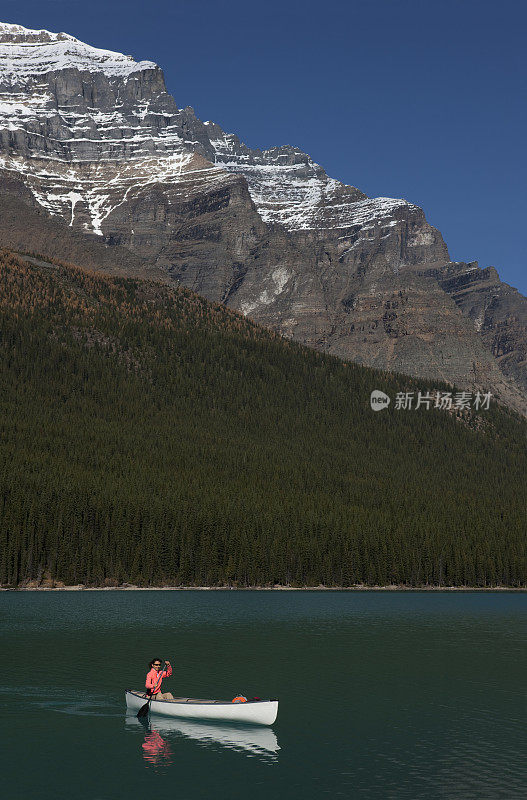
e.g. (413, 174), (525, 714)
(0, 250), (525, 588)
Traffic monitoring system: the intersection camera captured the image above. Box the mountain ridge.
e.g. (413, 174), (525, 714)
(0, 21), (525, 414)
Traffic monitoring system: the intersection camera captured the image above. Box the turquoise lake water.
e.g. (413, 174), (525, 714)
(0, 590), (525, 799)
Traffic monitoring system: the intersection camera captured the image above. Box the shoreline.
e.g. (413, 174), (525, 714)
(2, 585), (526, 592)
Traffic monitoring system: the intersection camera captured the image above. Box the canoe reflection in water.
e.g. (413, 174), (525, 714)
(126, 713), (280, 763)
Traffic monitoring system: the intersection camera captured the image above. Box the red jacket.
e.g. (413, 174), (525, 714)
(145, 664), (172, 694)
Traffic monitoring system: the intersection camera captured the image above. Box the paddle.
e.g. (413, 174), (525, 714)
(137, 660), (166, 718)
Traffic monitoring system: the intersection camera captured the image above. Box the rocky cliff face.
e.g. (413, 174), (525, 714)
(0, 22), (525, 413)
(438, 262), (527, 399)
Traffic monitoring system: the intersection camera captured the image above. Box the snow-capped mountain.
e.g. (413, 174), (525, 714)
(0, 23), (421, 241)
(0, 22), (525, 412)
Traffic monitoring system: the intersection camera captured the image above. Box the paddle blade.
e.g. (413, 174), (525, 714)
(137, 699), (150, 718)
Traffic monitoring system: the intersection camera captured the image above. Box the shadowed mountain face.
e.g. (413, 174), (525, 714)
(0, 22), (525, 413)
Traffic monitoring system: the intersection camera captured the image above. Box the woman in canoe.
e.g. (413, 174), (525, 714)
(145, 658), (174, 700)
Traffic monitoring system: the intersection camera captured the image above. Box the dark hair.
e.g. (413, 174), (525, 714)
(149, 658), (163, 669)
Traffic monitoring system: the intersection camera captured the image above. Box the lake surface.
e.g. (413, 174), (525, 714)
(0, 591), (525, 799)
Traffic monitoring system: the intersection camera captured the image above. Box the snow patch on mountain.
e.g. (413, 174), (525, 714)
(0, 21), (417, 241)
(241, 266), (292, 315)
(0, 149), (221, 236)
(206, 127), (413, 233)
(0, 22), (157, 83)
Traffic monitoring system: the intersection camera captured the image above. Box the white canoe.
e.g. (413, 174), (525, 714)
(125, 690), (278, 726)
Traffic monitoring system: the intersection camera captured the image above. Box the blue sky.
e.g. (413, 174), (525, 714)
(4, 0), (526, 293)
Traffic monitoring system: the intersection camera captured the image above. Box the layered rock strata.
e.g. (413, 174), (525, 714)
(0, 22), (525, 412)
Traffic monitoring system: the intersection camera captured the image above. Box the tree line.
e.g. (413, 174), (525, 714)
(0, 250), (525, 588)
